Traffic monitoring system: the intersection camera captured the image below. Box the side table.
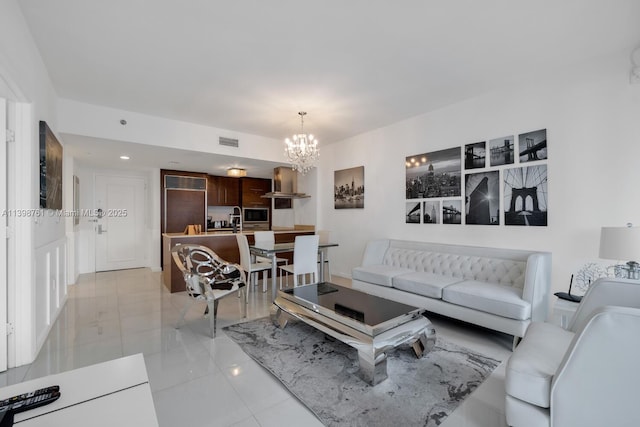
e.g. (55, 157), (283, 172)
(551, 298), (580, 329)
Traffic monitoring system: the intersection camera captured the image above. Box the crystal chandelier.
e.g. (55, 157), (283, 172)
(284, 111), (319, 175)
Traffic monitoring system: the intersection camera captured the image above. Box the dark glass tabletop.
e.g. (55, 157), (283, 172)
(281, 282), (422, 327)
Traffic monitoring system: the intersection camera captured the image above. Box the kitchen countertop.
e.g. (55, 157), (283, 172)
(163, 228), (309, 238)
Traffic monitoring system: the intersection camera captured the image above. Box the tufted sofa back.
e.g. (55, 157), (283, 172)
(382, 248), (526, 287)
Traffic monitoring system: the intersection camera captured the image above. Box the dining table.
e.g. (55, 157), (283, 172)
(249, 241), (339, 300)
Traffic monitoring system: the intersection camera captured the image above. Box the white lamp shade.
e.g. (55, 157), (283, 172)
(599, 226), (640, 261)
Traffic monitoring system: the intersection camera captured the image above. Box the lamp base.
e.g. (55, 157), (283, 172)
(614, 261), (640, 280)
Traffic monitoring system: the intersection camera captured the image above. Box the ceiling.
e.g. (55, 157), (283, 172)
(18, 1), (640, 173)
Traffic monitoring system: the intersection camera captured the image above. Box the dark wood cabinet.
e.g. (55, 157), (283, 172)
(207, 175), (240, 206)
(241, 177), (271, 207)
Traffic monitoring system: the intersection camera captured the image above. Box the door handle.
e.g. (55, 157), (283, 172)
(97, 224), (108, 234)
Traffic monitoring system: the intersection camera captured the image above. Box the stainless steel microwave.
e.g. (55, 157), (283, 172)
(243, 207), (269, 223)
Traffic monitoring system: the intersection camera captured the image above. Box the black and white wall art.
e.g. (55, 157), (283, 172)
(504, 165), (548, 226)
(406, 147), (461, 199)
(39, 121), (63, 210)
(464, 141), (486, 169)
(465, 171), (500, 225)
(334, 166), (364, 209)
(406, 202), (421, 224)
(422, 201), (440, 224)
(489, 136), (515, 167)
(442, 199), (462, 224)
(518, 129), (547, 163)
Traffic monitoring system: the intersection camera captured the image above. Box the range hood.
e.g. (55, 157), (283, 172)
(262, 167), (311, 199)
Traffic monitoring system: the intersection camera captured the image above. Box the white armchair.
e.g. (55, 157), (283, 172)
(505, 278), (640, 427)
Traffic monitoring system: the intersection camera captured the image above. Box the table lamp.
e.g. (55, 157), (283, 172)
(599, 224), (640, 279)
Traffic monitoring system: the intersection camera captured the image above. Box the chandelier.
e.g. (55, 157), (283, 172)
(284, 111), (319, 175)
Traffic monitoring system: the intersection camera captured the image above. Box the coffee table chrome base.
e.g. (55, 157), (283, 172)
(271, 301), (436, 386)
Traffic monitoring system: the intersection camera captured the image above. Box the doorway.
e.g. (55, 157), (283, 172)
(94, 174), (146, 271)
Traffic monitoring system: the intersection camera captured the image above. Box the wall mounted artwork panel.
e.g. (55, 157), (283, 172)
(334, 166), (364, 209)
(39, 121), (63, 210)
(406, 147), (461, 199)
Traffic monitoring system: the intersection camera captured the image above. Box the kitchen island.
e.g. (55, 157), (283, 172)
(162, 229), (314, 293)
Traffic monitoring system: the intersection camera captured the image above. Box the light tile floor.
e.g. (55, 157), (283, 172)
(0, 268), (512, 427)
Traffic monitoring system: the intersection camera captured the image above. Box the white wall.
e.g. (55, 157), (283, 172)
(319, 51), (640, 296)
(0, 0), (66, 366)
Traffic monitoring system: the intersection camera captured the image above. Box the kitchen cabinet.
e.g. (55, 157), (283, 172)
(241, 177), (271, 207)
(208, 175), (240, 206)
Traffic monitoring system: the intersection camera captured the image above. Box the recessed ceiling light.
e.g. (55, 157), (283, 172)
(120, 155), (130, 160)
(168, 161), (180, 165)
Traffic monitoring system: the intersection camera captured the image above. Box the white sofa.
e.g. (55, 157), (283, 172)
(351, 239), (551, 347)
(505, 278), (640, 427)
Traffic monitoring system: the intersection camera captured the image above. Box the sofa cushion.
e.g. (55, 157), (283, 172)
(392, 272), (462, 299)
(505, 322), (575, 408)
(352, 265), (413, 287)
(442, 280), (531, 320)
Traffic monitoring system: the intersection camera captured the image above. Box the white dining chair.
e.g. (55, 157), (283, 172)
(279, 235), (320, 287)
(317, 230), (332, 282)
(236, 234), (272, 303)
(254, 230), (289, 268)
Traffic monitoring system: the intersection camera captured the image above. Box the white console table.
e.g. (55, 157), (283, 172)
(551, 298), (580, 329)
(0, 354), (158, 426)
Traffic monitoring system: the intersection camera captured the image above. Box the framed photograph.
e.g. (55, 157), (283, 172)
(442, 199), (462, 224)
(504, 165), (548, 226)
(464, 141), (486, 169)
(334, 166), (364, 209)
(406, 147), (461, 199)
(39, 121), (63, 210)
(465, 171), (500, 225)
(406, 202), (421, 224)
(518, 129), (547, 163)
(489, 136), (515, 167)
(422, 201), (440, 224)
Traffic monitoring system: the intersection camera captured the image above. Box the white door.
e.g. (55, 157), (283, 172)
(95, 174), (146, 272)
(0, 98), (9, 371)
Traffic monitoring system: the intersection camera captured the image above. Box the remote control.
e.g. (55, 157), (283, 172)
(0, 385), (60, 409)
(8, 390), (60, 414)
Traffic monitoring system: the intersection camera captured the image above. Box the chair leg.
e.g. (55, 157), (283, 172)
(245, 271), (252, 305)
(262, 270), (268, 293)
(207, 299), (219, 339)
(240, 289), (247, 318)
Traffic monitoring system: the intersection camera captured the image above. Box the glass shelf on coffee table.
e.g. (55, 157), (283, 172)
(271, 282), (436, 385)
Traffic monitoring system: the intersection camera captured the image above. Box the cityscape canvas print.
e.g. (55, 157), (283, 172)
(504, 165), (548, 226)
(422, 201), (440, 224)
(39, 121), (63, 210)
(334, 166), (364, 209)
(406, 147), (461, 199)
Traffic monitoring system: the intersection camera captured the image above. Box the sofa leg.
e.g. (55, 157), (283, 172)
(512, 335), (521, 351)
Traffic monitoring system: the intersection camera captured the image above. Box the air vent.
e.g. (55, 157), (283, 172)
(164, 175), (206, 190)
(219, 137), (239, 147)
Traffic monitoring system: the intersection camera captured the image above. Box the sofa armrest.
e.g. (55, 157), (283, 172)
(521, 252), (551, 323)
(360, 239), (390, 266)
(551, 306), (640, 426)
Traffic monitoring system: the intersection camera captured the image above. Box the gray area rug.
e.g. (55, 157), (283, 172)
(223, 317), (501, 427)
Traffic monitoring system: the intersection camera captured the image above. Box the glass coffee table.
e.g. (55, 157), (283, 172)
(271, 282), (436, 385)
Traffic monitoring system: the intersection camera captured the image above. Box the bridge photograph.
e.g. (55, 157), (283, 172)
(443, 200), (462, 224)
(504, 165), (548, 226)
(489, 136), (514, 167)
(518, 129), (547, 163)
(406, 202), (421, 223)
(464, 141), (486, 169)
